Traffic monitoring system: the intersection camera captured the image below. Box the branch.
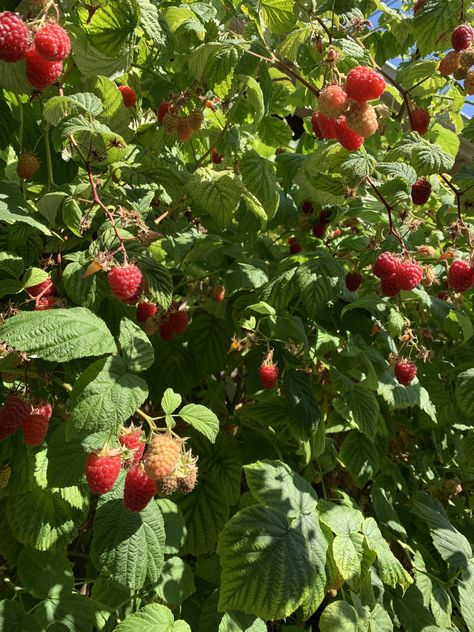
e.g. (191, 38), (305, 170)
(367, 177), (407, 251)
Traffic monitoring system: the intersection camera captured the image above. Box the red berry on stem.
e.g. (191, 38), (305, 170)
(17, 154), (40, 180)
(395, 360), (417, 385)
(302, 200), (314, 214)
(395, 260), (424, 291)
(34, 23), (71, 62)
(289, 241), (303, 254)
(259, 352), (279, 390)
(157, 101), (175, 124)
(373, 252), (399, 279)
(108, 265), (143, 303)
(0, 11), (29, 62)
(336, 116), (364, 151)
(159, 303), (188, 340)
(0, 394), (30, 441)
(452, 24), (474, 52)
(318, 85), (349, 118)
(313, 223), (328, 239)
(448, 260), (474, 292)
(137, 301), (157, 322)
(381, 275), (400, 297)
(85, 450), (121, 494)
(118, 85), (137, 108)
(411, 178), (431, 204)
(212, 285), (226, 302)
(22, 413), (49, 447)
(33, 400), (53, 419)
(25, 47), (63, 90)
(346, 271), (362, 291)
(26, 277), (55, 297)
(211, 148), (223, 164)
(345, 66), (386, 102)
(411, 109), (430, 135)
(311, 112), (337, 139)
(124, 465), (156, 512)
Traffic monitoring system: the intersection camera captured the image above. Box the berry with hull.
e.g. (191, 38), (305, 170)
(211, 148), (223, 164)
(17, 154), (40, 179)
(289, 240), (303, 254)
(345, 102), (378, 138)
(302, 200), (314, 214)
(118, 85), (137, 107)
(156, 475), (178, 496)
(34, 23), (71, 61)
(33, 400), (52, 419)
(177, 467), (198, 493)
(346, 271), (362, 291)
(411, 178), (431, 204)
(318, 85), (349, 118)
(144, 432), (182, 480)
(188, 111), (204, 131)
(137, 301), (157, 322)
(124, 466), (156, 512)
(22, 413), (49, 447)
(373, 252), (399, 279)
(159, 304), (188, 340)
(448, 260), (474, 292)
(259, 351), (279, 390)
(25, 47), (63, 90)
(345, 66), (386, 102)
(336, 116), (364, 151)
(411, 109), (430, 135)
(85, 450), (121, 494)
(395, 360), (417, 385)
(119, 426), (145, 465)
(395, 260), (424, 291)
(0, 12), (29, 62)
(311, 112), (337, 139)
(108, 265), (143, 303)
(313, 223), (328, 239)
(439, 51), (461, 76)
(451, 24), (474, 52)
(162, 111), (180, 134)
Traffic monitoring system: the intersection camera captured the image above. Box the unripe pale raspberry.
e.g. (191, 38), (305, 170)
(156, 474), (178, 496)
(177, 466), (198, 493)
(311, 112), (337, 139)
(411, 178), (431, 204)
(335, 116), (364, 151)
(395, 360), (417, 385)
(124, 466), (156, 512)
(439, 51), (461, 76)
(188, 110), (204, 130)
(345, 102), (378, 138)
(0, 12), (29, 62)
(177, 118), (193, 141)
(118, 85), (137, 108)
(451, 24), (474, 52)
(395, 260), (424, 291)
(107, 264), (143, 302)
(411, 108), (430, 135)
(143, 432), (182, 481)
(465, 70), (474, 95)
(34, 23), (71, 61)
(212, 285), (225, 302)
(17, 153), (40, 179)
(373, 252), (399, 279)
(454, 66), (467, 80)
(460, 48), (474, 68)
(25, 46), (63, 90)
(162, 111), (180, 134)
(318, 85), (349, 118)
(345, 66), (386, 102)
(448, 260), (474, 292)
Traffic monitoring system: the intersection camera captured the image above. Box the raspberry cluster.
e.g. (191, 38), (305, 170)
(312, 67), (385, 151)
(157, 100), (204, 142)
(373, 252), (424, 296)
(0, 393), (52, 446)
(159, 303), (189, 340)
(439, 25), (474, 94)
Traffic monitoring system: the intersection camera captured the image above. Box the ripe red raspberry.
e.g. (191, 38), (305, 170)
(137, 301), (157, 322)
(33, 400), (53, 419)
(22, 413), (49, 447)
(25, 47), (63, 90)
(345, 102), (378, 138)
(17, 153), (40, 179)
(144, 432), (182, 480)
(465, 70), (474, 95)
(157, 101), (175, 124)
(35, 296), (58, 310)
(313, 222), (328, 239)
(318, 85), (349, 118)
(26, 277), (55, 297)
(439, 51), (461, 76)
(34, 23), (71, 62)
(188, 111), (204, 131)
(124, 465), (156, 512)
(302, 200), (314, 214)
(211, 148), (223, 164)
(452, 24), (474, 52)
(289, 240), (303, 254)
(0, 12), (29, 62)
(85, 450), (121, 494)
(336, 116), (364, 151)
(0, 394), (30, 440)
(346, 271), (362, 291)
(119, 426), (145, 465)
(311, 112), (337, 139)
(159, 304), (188, 340)
(413, 0), (425, 13)
(395, 260), (424, 291)
(411, 108), (430, 135)
(411, 178), (431, 204)
(108, 264), (143, 302)
(395, 360), (417, 385)
(373, 252), (399, 279)
(460, 48), (474, 69)
(448, 260), (474, 292)
(258, 352), (279, 390)
(381, 274), (400, 297)
(345, 66), (386, 103)
(118, 85), (137, 108)
(212, 285), (226, 302)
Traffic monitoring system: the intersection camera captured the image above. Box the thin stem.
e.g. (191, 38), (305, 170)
(440, 173), (462, 220)
(367, 177), (407, 251)
(44, 124), (54, 192)
(378, 67), (415, 130)
(316, 16), (332, 42)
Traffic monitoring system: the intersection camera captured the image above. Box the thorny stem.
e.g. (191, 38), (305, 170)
(367, 177), (408, 251)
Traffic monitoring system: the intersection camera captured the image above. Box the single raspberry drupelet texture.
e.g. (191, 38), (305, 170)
(259, 352), (279, 390)
(448, 260), (474, 292)
(25, 47), (63, 90)
(108, 264), (143, 302)
(439, 51), (461, 76)
(26, 277), (55, 297)
(454, 66), (467, 80)
(318, 85), (349, 118)
(411, 178), (431, 204)
(212, 285), (226, 302)
(34, 23), (71, 61)
(395, 360), (417, 385)
(373, 252), (399, 279)
(336, 116), (364, 151)
(395, 260), (424, 291)
(177, 118), (193, 141)
(452, 24), (474, 52)
(311, 112), (337, 139)
(381, 275), (400, 297)
(211, 148), (223, 164)
(345, 102), (378, 138)
(465, 70), (474, 95)
(460, 48), (474, 68)
(156, 475), (178, 496)
(17, 153), (40, 179)
(137, 301), (157, 322)
(124, 466), (156, 512)
(0, 12), (29, 62)
(177, 466), (198, 493)
(162, 111), (180, 134)
(0, 394), (30, 440)
(118, 85), (137, 108)
(346, 271), (362, 291)
(188, 111), (204, 131)
(345, 66), (386, 102)
(144, 432), (182, 481)
(411, 108), (430, 135)
(119, 426), (145, 465)
(157, 101), (175, 124)
(33, 400), (52, 419)
(85, 451), (121, 494)
(22, 413), (49, 447)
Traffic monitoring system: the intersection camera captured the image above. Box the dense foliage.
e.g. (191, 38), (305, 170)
(1, 0), (474, 630)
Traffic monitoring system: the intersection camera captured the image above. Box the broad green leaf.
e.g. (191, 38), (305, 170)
(284, 370), (321, 440)
(185, 170), (241, 227)
(46, 425), (86, 488)
(78, 0), (140, 57)
(219, 612), (266, 631)
(179, 404), (219, 443)
(62, 256), (108, 311)
(277, 26), (314, 61)
(0, 307), (116, 361)
(344, 385), (379, 440)
(34, 593), (95, 632)
(258, 116), (292, 147)
(340, 431), (380, 485)
(259, 0), (296, 33)
(413, 0), (461, 55)
(119, 318), (155, 372)
(0, 182), (51, 235)
(332, 534), (360, 581)
(296, 256), (345, 316)
(115, 604), (191, 632)
(458, 561), (474, 632)
(0, 600), (41, 632)
(456, 369), (474, 418)
(154, 557), (195, 606)
(161, 388), (182, 416)
(236, 74), (264, 123)
(240, 150), (279, 220)
(156, 499), (188, 555)
(386, 134), (454, 176)
(17, 547), (73, 599)
(43, 93), (103, 126)
(319, 501), (364, 536)
(362, 518), (413, 589)
(320, 601), (358, 632)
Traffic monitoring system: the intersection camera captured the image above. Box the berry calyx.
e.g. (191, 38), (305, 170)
(34, 23), (71, 62)
(17, 153), (40, 179)
(411, 178), (431, 204)
(0, 12), (29, 62)
(85, 450), (121, 494)
(124, 466), (156, 512)
(311, 112), (337, 139)
(395, 360), (417, 385)
(137, 301), (157, 322)
(345, 66), (386, 103)
(25, 46), (63, 90)
(395, 260), (424, 291)
(118, 85), (137, 108)
(336, 116), (364, 151)
(22, 413), (49, 447)
(107, 264), (143, 303)
(143, 432), (182, 480)
(373, 252), (399, 279)
(212, 285), (225, 302)
(119, 425), (145, 466)
(411, 108), (430, 135)
(345, 102), (378, 138)
(451, 24), (474, 52)
(346, 271), (362, 291)
(448, 260), (474, 292)
(318, 85), (349, 118)
(258, 351), (279, 390)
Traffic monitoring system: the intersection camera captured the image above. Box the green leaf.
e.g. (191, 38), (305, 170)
(340, 431), (379, 486)
(320, 601), (358, 632)
(0, 307), (116, 361)
(46, 425), (86, 488)
(62, 256), (108, 311)
(0, 600), (41, 632)
(344, 385), (379, 440)
(240, 150), (279, 220)
(35, 593), (95, 632)
(119, 318), (155, 372)
(456, 369), (474, 418)
(296, 256), (345, 316)
(258, 116), (292, 147)
(386, 134), (454, 176)
(236, 75), (264, 123)
(185, 170), (241, 228)
(68, 356), (148, 437)
(283, 370), (321, 440)
(115, 604), (191, 632)
(0, 182), (51, 235)
(413, 0), (461, 55)
(458, 561), (474, 632)
(137, 0), (167, 48)
(161, 388), (182, 416)
(91, 477), (165, 590)
(319, 501), (364, 536)
(179, 404), (219, 443)
(278, 26), (314, 61)
(332, 534), (360, 581)
(78, 0), (140, 57)
(259, 0), (296, 34)
(156, 499), (187, 555)
(362, 518), (413, 589)
(154, 557), (195, 606)
(17, 547), (73, 599)
(43, 93), (103, 126)
(219, 612), (266, 631)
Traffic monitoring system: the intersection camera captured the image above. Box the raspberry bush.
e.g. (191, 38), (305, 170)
(1, 0), (474, 630)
